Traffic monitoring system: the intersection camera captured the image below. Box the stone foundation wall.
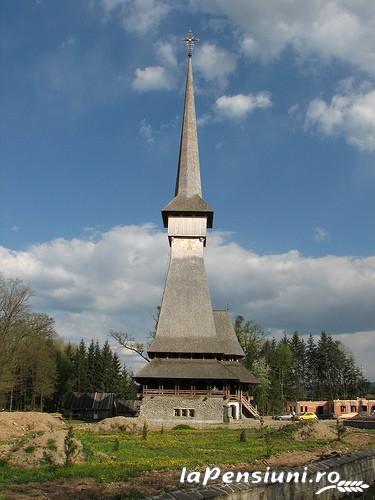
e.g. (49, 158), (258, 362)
(344, 419), (375, 429)
(139, 396), (226, 422)
(152, 449), (375, 499)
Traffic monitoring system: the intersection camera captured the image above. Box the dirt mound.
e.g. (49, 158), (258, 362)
(0, 412), (65, 439)
(293, 421), (336, 441)
(95, 416), (140, 432)
(0, 429), (84, 468)
(343, 429), (375, 447)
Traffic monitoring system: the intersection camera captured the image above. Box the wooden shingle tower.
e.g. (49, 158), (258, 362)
(135, 31), (259, 422)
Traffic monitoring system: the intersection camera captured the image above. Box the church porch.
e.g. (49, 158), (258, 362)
(141, 380), (254, 401)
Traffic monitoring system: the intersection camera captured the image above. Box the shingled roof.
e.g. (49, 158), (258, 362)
(148, 307), (245, 357)
(162, 194), (213, 228)
(213, 310), (245, 357)
(134, 358), (259, 384)
(64, 392), (116, 410)
(161, 50), (213, 228)
(148, 253), (219, 355)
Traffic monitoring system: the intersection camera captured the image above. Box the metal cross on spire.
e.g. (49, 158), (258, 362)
(183, 29), (199, 56)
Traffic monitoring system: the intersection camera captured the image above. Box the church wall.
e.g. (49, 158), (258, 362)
(168, 216), (207, 238)
(139, 395), (227, 422)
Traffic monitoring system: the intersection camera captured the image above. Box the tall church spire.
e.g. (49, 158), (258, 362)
(175, 31), (201, 198)
(162, 30), (213, 228)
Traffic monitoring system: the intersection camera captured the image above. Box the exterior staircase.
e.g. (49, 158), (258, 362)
(241, 396), (260, 419)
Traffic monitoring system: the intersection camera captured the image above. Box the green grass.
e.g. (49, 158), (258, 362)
(47, 439), (57, 452)
(0, 425), (328, 490)
(24, 445), (35, 454)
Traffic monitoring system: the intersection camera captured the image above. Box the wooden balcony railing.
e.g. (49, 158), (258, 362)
(143, 388), (226, 396)
(142, 388), (254, 400)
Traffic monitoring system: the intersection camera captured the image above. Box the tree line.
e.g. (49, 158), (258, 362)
(234, 316), (371, 415)
(1, 276), (371, 415)
(0, 277), (137, 412)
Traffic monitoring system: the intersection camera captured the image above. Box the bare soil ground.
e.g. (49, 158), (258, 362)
(0, 413), (65, 440)
(0, 430), (84, 468)
(292, 420), (337, 441)
(2, 472), (180, 500)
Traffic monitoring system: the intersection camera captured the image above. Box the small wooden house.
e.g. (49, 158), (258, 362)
(63, 392), (116, 420)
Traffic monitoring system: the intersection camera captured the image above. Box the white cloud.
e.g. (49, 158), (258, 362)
(193, 1), (375, 75)
(306, 87), (375, 151)
(100, 0), (170, 35)
(156, 41), (177, 67)
(139, 118), (154, 144)
(194, 42), (236, 86)
(314, 226), (329, 241)
(1, 225), (375, 377)
(215, 92), (271, 120)
(131, 66), (173, 91)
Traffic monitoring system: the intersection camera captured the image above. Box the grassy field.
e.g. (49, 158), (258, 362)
(0, 424), (329, 490)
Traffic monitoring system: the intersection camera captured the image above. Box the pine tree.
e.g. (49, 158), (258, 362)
(305, 334), (317, 399)
(55, 344), (74, 408)
(73, 340), (89, 392)
(87, 340), (96, 392)
(110, 353), (123, 393)
(93, 341), (103, 391)
(101, 341), (114, 392)
(288, 332), (306, 401)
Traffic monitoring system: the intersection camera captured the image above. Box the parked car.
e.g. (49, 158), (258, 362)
(298, 412), (318, 421)
(272, 412), (296, 421)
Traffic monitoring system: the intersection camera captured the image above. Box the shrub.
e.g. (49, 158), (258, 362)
(336, 418), (346, 441)
(64, 426), (77, 465)
(172, 424), (194, 430)
(24, 445), (35, 454)
(264, 430), (272, 458)
(259, 416), (265, 430)
(142, 421), (148, 440)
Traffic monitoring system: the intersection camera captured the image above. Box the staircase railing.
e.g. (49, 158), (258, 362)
(241, 396), (260, 419)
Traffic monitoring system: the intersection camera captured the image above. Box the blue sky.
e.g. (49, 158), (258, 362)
(1, 1), (375, 377)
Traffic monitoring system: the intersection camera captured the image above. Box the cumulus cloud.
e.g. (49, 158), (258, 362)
(156, 41), (177, 67)
(193, 0), (375, 75)
(21, 225), (368, 375)
(194, 42), (236, 86)
(215, 92), (271, 120)
(1, 226), (375, 337)
(131, 66), (173, 91)
(101, 0), (170, 35)
(306, 87), (375, 151)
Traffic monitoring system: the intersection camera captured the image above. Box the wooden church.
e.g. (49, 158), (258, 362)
(134, 31), (259, 422)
